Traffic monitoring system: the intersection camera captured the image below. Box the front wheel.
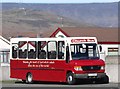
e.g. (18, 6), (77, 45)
(101, 75), (109, 84)
(66, 72), (76, 85)
(26, 73), (33, 84)
(97, 75), (109, 84)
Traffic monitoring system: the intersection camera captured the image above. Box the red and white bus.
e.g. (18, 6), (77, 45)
(10, 37), (109, 84)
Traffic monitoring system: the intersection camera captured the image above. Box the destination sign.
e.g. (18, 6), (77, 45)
(71, 39), (95, 43)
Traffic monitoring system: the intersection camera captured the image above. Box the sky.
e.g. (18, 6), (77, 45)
(1, 0), (120, 3)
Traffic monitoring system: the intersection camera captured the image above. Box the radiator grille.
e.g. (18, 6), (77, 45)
(82, 66), (101, 71)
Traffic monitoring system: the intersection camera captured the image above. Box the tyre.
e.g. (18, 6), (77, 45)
(98, 75), (109, 84)
(66, 72), (76, 85)
(102, 75), (109, 84)
(26, 73), (33, 84)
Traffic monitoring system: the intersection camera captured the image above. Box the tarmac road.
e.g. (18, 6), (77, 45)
(1, 80), (119, 89)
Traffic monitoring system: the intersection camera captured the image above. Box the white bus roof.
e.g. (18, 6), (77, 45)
(10, 37), (97, 44)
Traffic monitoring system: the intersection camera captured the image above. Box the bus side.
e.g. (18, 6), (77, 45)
(10, 39), (72, 82)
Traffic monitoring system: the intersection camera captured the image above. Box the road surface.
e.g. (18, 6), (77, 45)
(1, 80), (119, 89)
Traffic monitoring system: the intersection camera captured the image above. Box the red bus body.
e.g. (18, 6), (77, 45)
(10, 59), (105, 82)
(10, 37), (108, 84)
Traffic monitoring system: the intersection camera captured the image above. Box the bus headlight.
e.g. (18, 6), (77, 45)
(101, 66), (105, 70)
(74, 66), (82, 71)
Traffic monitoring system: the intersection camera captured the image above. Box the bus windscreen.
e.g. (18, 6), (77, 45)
(70, 44), (100, 60)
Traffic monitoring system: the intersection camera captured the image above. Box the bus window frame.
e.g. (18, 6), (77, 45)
(58, 41), (65, 60)
(10, 38), (68, 61)
(18, 41), (28, 59)
(38, 41), (47, 60)
(47, 41), (57, 59)
(28, 41), (37, 59)
(11, 43), (18, 59)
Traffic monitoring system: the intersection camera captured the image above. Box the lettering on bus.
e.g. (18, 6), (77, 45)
(23, 60), (55, 68)
(71, 39), (95, 43)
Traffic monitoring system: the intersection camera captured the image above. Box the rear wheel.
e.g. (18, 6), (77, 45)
(26, 73), (33, 84)
(66, 72), (76, 85)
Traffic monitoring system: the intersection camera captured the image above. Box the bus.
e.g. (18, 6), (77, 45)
(10, 37), (109, 84)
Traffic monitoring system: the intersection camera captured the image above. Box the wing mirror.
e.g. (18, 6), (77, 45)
(99, 45), (102, 52)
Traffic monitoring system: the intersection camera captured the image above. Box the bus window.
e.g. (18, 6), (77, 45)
(71, 44), (99, 60)
(12, 44), (18, 58)
(47, 41), (57, 59)
(28, 41), (36, 59)
(58, 41), (65, 59)
(18, 41), (27, 58)
(38, 41), (47, 59)
(88, 45), (99, 58)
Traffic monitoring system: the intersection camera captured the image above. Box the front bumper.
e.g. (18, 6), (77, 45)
(74, 73), (106, 79)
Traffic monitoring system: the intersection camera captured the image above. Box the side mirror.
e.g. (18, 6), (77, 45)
(99, 45), (102, 52)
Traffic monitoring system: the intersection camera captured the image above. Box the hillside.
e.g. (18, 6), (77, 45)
(2, 3), (118, 27)
(2, 8), (92, 39)
(1, 3), (118, 39)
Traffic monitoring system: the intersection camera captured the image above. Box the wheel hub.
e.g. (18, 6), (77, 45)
(68, 76), (73, 82)
(28, 74), (32, 82)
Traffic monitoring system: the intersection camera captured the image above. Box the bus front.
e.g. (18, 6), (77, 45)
(66, 37), (109, 84)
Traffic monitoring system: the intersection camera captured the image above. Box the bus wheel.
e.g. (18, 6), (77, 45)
(101, 75), (109, 84)
(26, 73), (33, 84)
(97, 75), (109, 84)
(66, 72), (76, 85)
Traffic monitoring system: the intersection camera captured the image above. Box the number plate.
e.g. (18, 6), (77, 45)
(88, 73), (97, 76)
